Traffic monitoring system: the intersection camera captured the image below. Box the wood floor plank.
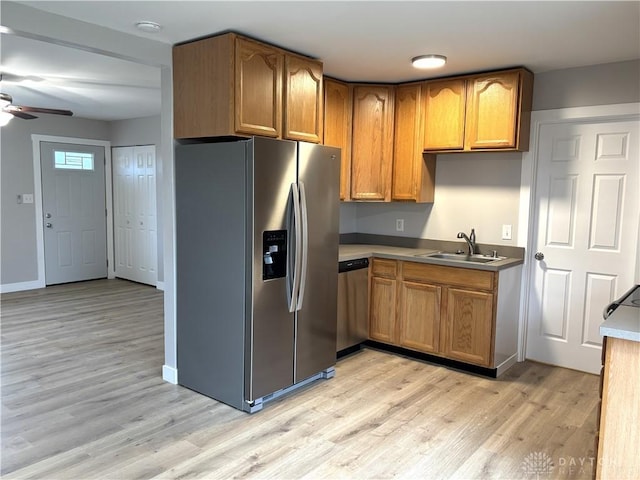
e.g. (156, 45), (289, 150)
(1, 279), (599, 479)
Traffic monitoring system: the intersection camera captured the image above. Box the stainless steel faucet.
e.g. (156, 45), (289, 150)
(457, 228), (476, 255)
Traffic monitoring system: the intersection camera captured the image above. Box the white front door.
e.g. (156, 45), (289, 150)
(113, 145), (157, 286)
(526, 119), (639, 374)
(40, 142), (107, 285)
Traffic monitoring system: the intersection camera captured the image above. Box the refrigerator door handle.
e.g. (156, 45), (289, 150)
(296, 181), (309, 311)
(286, 182), (302, 313)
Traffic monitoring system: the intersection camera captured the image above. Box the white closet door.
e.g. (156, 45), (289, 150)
(113, 145), (157, 286)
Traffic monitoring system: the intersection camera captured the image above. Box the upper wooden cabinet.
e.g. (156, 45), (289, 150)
(173, 33), (323, 141)
(392, 83), (436, 202)
(350, 85), (395, 201)
(284, 54), (323, 143)
(423, 79), (466, 151)
(323, 78), (353, 201)
(423, 68), (534, 153)
(234, 37), (282, 138)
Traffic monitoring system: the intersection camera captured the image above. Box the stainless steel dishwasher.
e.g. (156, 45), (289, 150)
(337, 257), (369, 356)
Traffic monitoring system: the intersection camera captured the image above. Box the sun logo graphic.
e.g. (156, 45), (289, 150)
(521, 451), (554, 479)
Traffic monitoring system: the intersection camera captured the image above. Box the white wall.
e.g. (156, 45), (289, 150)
(110, 116), (161, 147)
(0, 115), (110, 286)
(355, 152), (522, 245)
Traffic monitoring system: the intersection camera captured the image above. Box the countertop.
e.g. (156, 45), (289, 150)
(600, 305), (640, 342)
(339, 244), (523, 272)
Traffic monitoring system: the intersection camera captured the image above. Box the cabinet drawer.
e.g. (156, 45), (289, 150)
(371, 258), (397, 278)
(402, 261), (495, 291)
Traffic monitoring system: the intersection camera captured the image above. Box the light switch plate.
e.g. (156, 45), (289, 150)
(23, 193), (34, 204)
(502, 224), (512, 240)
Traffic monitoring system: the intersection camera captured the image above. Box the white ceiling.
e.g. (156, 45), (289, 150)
(2, 1), (639, 121)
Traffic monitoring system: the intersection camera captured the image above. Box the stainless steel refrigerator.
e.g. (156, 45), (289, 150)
(175, 136), (340, 413)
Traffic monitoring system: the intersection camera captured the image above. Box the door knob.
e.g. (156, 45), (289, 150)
(534, 252), (544, 261)
(45, 213), (52, 218)
(46, 223), (53, 228)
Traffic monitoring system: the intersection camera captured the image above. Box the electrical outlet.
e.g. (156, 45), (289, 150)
(502, 224), (512, 240)
(396, 219), (404, 232)
(23, 193), (34, 204)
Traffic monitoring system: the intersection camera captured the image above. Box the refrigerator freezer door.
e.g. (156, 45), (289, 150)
(294, 143), (341, 382)
(246, 137), (298, 402)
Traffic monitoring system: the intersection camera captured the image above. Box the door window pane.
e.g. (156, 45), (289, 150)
(54, 151), (95, 170)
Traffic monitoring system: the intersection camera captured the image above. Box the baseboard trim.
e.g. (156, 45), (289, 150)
(364, 340), (498, 378)
(162, 364), (178, 384)
(156, 281), (165, 291)
(0, 280), (45, 293)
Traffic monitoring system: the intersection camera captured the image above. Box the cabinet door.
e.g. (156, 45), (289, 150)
(351, 85), (395, 201)
(443, 288), (494, 366)
(323, 78), (353, 201)
(234, 37), (283, 138)
(392, 83), (435, 203)
(284, 55), (323, 143)
(465, 71), (520, 149)
(423, 79), (466, 151)
(370, 276), (397, 344)
(399, 281), (440, 353)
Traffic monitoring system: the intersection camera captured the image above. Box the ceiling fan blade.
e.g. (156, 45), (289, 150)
(16, 106), (73, 116)
(7, 110), (37, 120)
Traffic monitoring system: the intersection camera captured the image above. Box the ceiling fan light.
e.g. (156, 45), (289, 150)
(135, 21), (162, 33)
(0, 93), (11, 109)
(0, 111), (13, 127)
(412, 54), (447, 69)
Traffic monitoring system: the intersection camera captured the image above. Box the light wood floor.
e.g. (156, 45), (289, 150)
(2, 279), (599, 479)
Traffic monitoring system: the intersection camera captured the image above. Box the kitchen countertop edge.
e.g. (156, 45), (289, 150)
(339, 244), (523, 272)
(600, 305), (640, 342)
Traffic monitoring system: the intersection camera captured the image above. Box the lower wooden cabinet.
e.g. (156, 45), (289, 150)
(369, 258), (398, 343)
(596, 336), (640, 479)
(399, 281), (440, 353)
(369, 276), (397, 344)
(369, 258), (498, 368)
(442, 287), (494, 366)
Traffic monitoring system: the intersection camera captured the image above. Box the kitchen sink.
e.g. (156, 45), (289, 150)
(414, 252), (505, 264)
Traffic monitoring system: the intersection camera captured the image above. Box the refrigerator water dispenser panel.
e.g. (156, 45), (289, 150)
(263, 230), (287, 280)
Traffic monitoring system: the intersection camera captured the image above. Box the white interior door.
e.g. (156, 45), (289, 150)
(41, 142), (107, 285)
(113, 145), (157, 286)
(526, 119), (639, 374)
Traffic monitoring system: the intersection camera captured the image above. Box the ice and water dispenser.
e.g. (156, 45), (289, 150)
(262, 230), (287, 280)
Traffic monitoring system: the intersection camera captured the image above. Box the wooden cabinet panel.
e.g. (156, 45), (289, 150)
(399, 281), (440, 353)
(284, 55), (323, 143)
(173, 34), (234, 139)
(443, 287), (494, 367)
(371, 258), (397, 278)
(370, 276), (397, 344)
(596, 337), (640, 479)
(351, 85), (395, 201)
(465, 71), (519, 149)
(234, 37), (283, 138)
(423, 79), (467, 151)
(402, 261), (495, 291)
(392, 83), (436, 203)
(323, 78), (353, 201)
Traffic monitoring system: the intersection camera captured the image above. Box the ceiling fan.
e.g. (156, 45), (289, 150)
(1, 92), (73, 123)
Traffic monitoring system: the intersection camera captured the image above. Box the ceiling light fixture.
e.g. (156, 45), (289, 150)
(135, 21), (162, 33)
(411, 54), (447, 69)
